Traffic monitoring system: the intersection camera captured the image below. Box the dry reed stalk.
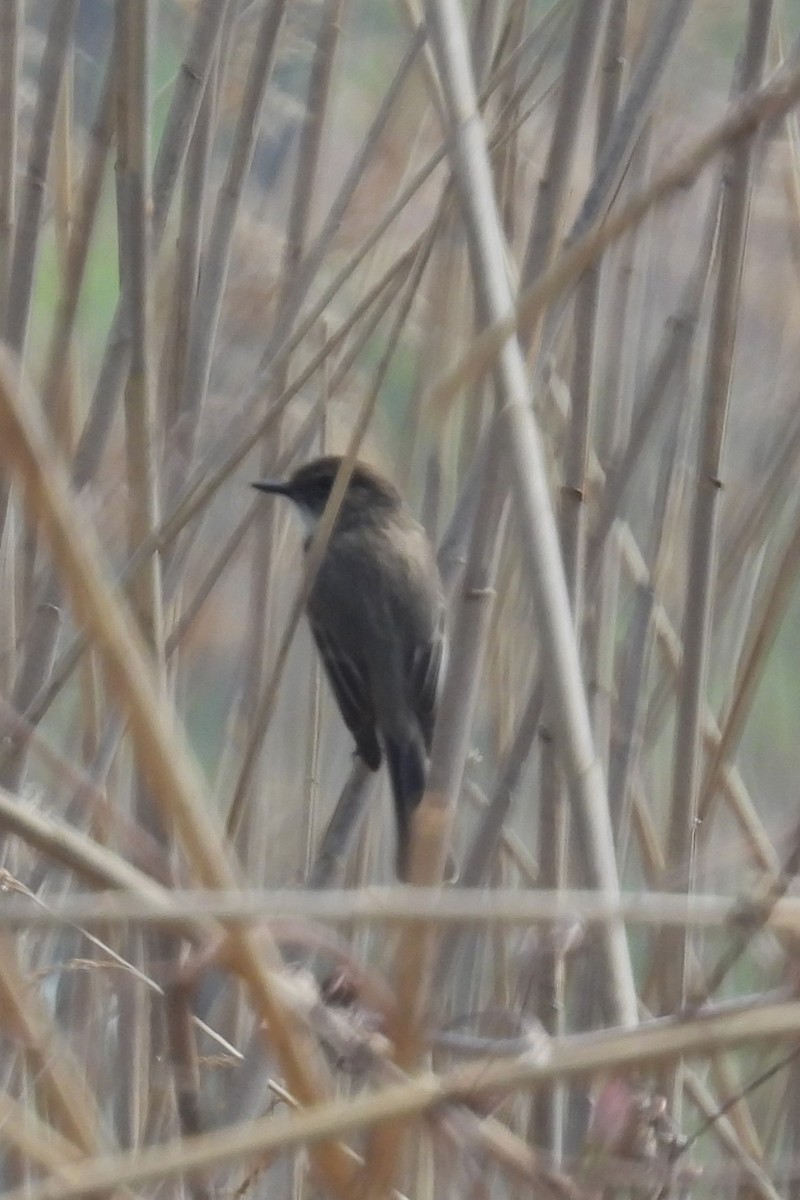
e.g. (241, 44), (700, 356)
(73, 0), (231, 489)
(227, 232), (434, 839)
(0, 932), (107, 1157)
(520, 0), (606, 291)
(12, 238), (420, 745)
(537, 3), (635, 1153)
(530, 722), (567, 1151)
(682, 1070), (778, 1200)
(717, 399), (800, 601)
(532, 10), (611, 1139)
(428, 0), (639, 1027)
(9, 995), (800, 1200)
(377, 449), (509, 1163)
(5, 884), (800, 934)
(560, 11), (622, 611)
(617, 524), (781, 874)
(148, 204), (429, 704)
(704, 1057), (767, 1171)
(258, 22), (427, 381)
(307, 759), (376, 887)
(0, 1094), (85, 1173)
(0, 347), (355, 1196)
(237, 13), (562, 429)
(605, 286), (701, 845)
(364, 3), (639, 1191)
(1, 606), (64, 804)
(664, 0), (772, 1015)
(0, 697), (163, 874)
(43, 48), (116, 414)
(2, 1), (78, 359)
(536, 0), (695, 365)
(300, 358), (330, 877)
(238, 0), (344, 873)
(569, 0), (694, 242)
(159, 31), (218, 471)
(117, 0), (164, 664)
(453, 675), (544, 890)
(50, 44), (78, 456)
(586, 185), (720, 580)
(4, 3), (800, 1194)
(0, 4), (80, 800)
(489, 2), (526, 242)
(699, 512), (800, 828)
(482, 152), (782, 907)
(0, 786), (187, 906)
(406, 209), (466, 493)
(176, 0), (287, 462)
(429, 53), (800, 415)
(113, 19), (169, 1128)
(0, 0), (20, 300)
(165, 362), (348, 671)
(441, 140), (777, 969)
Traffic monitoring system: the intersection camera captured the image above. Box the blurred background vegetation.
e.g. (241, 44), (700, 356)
(4, 0), (800, 1196)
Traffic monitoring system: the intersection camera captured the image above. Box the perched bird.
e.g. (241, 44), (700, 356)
(253, 456), (446, 878)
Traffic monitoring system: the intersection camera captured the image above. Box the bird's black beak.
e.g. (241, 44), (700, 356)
(251, 480), (290, 497)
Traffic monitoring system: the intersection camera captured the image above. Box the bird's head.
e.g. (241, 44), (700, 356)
(252, 456), (402, 533)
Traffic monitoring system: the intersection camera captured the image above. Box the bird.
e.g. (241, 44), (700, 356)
(252, 455), (446, 878)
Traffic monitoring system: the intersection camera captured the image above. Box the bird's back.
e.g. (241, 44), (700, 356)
(307, 506), (443, 746)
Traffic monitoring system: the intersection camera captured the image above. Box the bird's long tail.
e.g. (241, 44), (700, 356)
(384, 736), (427, 880)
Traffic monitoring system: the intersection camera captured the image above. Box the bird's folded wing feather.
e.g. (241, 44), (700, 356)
(308, 613), (382, 769)
(411, 601), (447, 753)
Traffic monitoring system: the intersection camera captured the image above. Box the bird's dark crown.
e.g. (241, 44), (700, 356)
(255, 456), (402, 517)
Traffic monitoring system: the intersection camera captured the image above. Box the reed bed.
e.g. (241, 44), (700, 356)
(1, 0), (800, 1196)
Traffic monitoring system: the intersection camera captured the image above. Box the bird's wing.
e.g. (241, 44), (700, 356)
(410, 600), (447, 753)
(308, 613), (382, 770)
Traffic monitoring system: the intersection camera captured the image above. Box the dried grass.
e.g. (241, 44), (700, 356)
(1, 1), (799, 1196)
